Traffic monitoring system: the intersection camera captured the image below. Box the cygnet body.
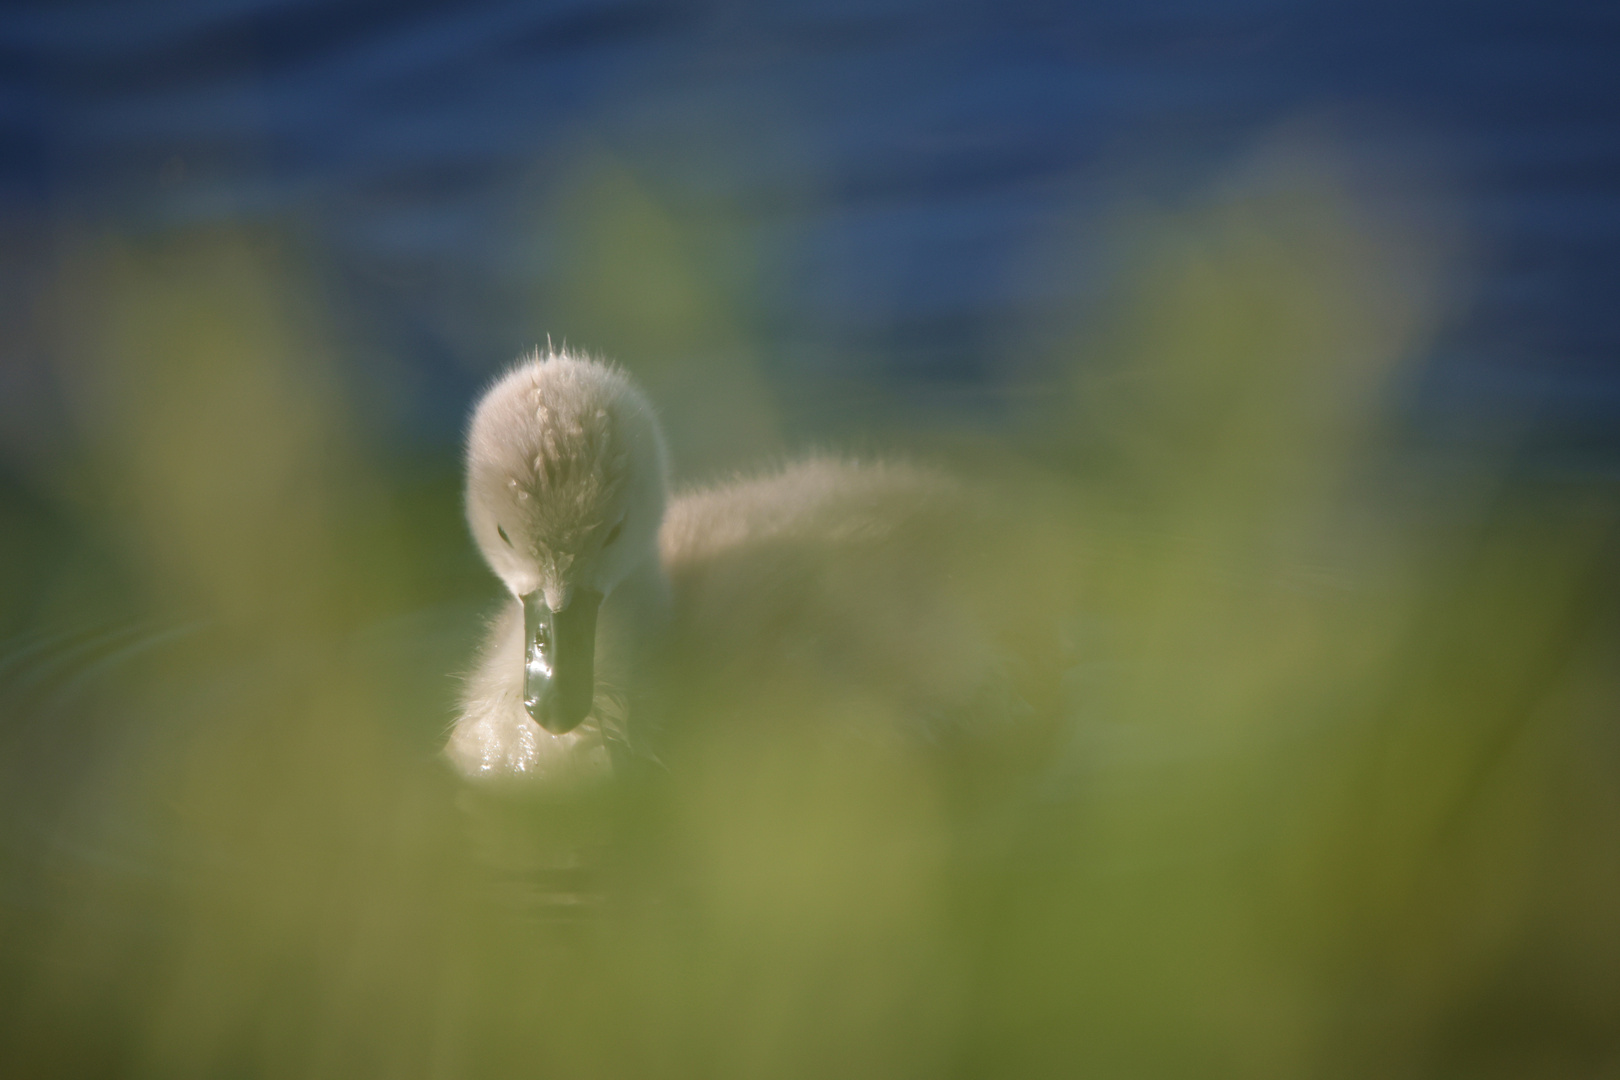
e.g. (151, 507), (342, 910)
(448, 349), (1058, 788)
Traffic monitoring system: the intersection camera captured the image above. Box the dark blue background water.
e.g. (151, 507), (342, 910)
(2, 0), (1617, 466)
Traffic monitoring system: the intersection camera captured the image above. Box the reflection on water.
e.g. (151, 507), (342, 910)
(1, 140), (1617, 1077)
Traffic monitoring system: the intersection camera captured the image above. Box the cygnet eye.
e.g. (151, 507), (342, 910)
(603, 520), (624, 548)
(497, 524), (513, 547)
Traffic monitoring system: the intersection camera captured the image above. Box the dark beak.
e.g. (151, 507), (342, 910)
(522, 587), (604, 734)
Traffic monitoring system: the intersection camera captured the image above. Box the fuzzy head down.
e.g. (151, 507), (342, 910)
(465, 349), (669, 606)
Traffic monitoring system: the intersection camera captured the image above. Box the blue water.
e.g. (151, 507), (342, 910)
(2, 0), (1617, 461)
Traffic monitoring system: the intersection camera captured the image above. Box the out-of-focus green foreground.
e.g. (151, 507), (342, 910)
(3, 154), (1618, 1080)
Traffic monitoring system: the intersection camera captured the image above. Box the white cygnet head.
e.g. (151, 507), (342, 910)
(465, 350), (668, 734)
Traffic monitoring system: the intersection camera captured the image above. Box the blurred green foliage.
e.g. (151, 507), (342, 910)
(1, 141), (1617, 1080)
